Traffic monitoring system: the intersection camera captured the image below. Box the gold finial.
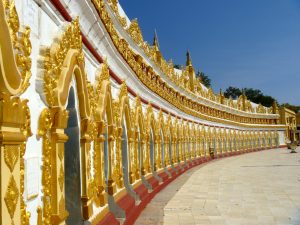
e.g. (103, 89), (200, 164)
(153, 29), (159, 51)
(186, 50), (192, 66)
(242, 88), (246, 96)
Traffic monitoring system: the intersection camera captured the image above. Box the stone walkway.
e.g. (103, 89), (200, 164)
(135, 148), (300, 225)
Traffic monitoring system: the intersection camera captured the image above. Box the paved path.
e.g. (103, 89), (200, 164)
(135, 148), (300, 225)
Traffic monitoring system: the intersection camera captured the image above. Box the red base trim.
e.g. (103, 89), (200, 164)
(134, 183), (149, 202)
(96, 212), (119, 225)
(158, 171), (169, 182)
(116, 193), (136, 218)
(147, 175), (160, 190)
(168, 167), (178, 177)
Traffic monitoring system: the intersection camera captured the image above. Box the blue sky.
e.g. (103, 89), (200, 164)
(119, 0), (300, 105)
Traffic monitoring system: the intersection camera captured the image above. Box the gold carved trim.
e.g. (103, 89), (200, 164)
(4, 145), (19, 172)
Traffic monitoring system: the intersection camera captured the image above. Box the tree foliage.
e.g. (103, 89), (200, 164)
(196, 71), (211, 88)
(223, 86), (242, 99)
(173, 64), (181, 69)
(224, 87), (276, 107)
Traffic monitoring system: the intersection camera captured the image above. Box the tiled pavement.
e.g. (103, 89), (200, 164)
(135, 147), (300, 225)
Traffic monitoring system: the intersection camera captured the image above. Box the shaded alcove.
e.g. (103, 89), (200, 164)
(64, 87), (82, 225)
(121, 120), (140, 201)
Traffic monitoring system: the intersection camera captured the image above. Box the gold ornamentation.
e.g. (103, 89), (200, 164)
(0, 0), (32, 95)
(4, 145), (19, 172)
(59, 196), (65, 217)
(96, 59), (110, 84)
(58, 166), (64, 191)
(127, 19), (144, 45)
(119, 81), (128, 101)
(91, 0), (280, 128)
(38, 17), (84, 107)
(37, 108), (52, 225)
(257, 104), (266, 113)
(58, 146), (64, 161)
(4, 176), (19, 219)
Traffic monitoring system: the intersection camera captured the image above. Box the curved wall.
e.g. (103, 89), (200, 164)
(0, 0), (287, 225)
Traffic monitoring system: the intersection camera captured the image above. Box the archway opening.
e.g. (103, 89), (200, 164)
(64, 87), (82, 225)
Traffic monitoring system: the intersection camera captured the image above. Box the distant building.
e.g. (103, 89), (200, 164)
(279, 107), (297, 142)
(296, 112), (300, 141)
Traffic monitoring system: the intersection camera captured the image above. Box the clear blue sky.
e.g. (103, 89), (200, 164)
(119, 0), (300, 105)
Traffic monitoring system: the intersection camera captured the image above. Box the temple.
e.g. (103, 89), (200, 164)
(0, 0), (291, 225)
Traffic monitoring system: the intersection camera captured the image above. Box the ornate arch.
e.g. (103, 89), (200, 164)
(37, 19), (90, 119)
(116, 82), (135, 184)
(92, 61), (115, 207)
(37, 19), (94, 223)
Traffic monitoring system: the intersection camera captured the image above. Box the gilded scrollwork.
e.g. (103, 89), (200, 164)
(37, 108), (52, 225)
(0, 0), (32, 95)
(127, 19), (144, 46)
(37, 17), (88, 111)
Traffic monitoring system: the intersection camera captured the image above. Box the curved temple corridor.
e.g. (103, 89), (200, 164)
(136, 148), (300, 225)
(0, 0), (297, 225)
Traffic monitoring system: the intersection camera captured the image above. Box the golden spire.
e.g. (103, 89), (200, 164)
(186, 50), (192, 66)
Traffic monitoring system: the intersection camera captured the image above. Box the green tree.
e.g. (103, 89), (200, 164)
(196, 71), (211, 88)
(174, 64), (181, 69)
(224, 87), (276, 107)
(258, 95), (276, 107)
(224, 86), (242, 99)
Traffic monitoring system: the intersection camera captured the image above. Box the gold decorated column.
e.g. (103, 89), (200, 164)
(49, 108), (69, 225)
(0, 95), (31, 225)
(93, 120), (107, 207)
(128, 132), (135, 183)
(80, 119), (94, 220)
